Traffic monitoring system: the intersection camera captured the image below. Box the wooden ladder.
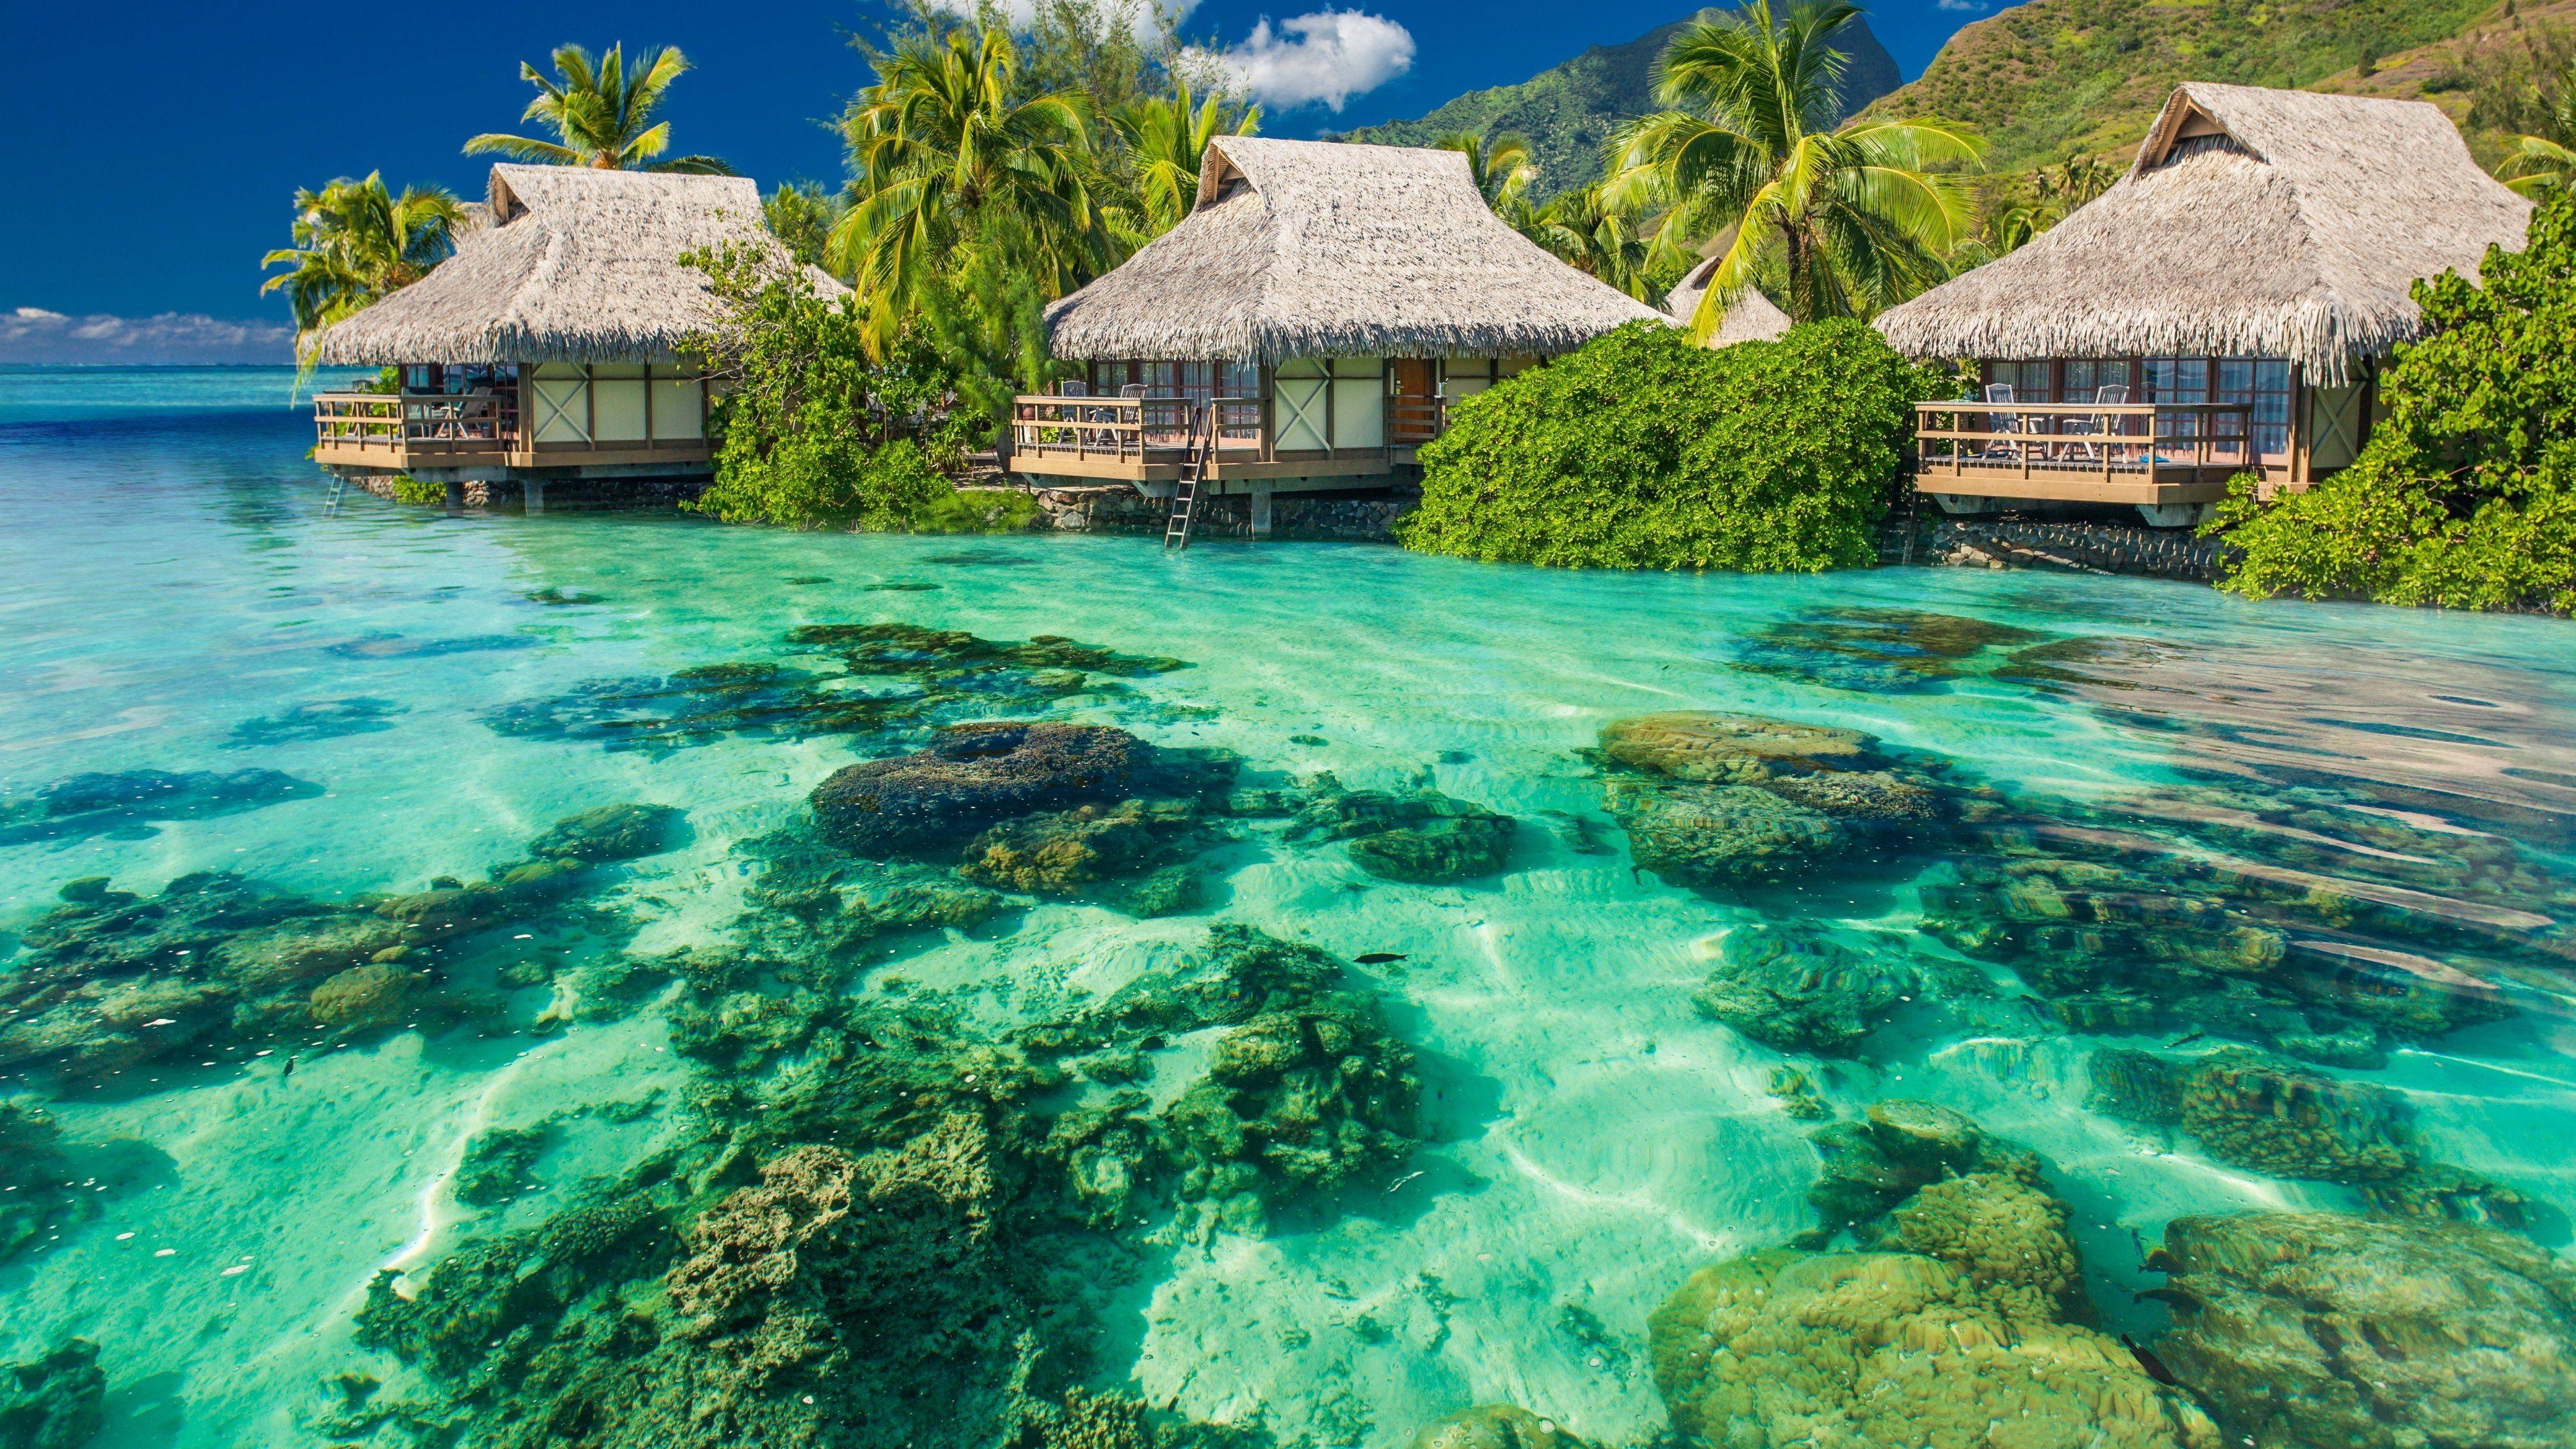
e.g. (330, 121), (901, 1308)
(1163, 404), (1216, 550)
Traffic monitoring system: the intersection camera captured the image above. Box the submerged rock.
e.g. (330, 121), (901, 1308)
(1288, 773), (1517, 883)
(527, 803), (687, 863)
(2090, 1047), (2415, 1183)
(224, 696), (405, 748)
(1729, 608), (2052, 695)
(0, 1338), (105, 1449)
(0, 767), (322, 845)
(2153, 1211), (2576, 1449)
(1693, 924), (1910, 1055)
(1599, 712), (1877, 784)
(1607, 780), (1843, 886)
(810, 721), (1141, 855)
(958, 798), (1201, 900)
(1651, 1232), (2214, 1449)
(1804, 1099), (2039, 1244)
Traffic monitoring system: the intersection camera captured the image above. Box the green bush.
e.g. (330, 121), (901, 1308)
(2209, 192), (2573, 613)
(390, 476), (445, 505)
(1397, 320), (1944, 571)
(680, 244), (979, 531)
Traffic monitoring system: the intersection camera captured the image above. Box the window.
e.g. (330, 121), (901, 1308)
(2216, 357), (2292, 460)
(2144, 357), (2208, 449)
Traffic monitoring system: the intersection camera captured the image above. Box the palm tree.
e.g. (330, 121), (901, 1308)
(1436, 130), (1540, 213)
(260, 172), (466, 379)
(466, 43), (733, 174)
(2502, 133), (2576, 196)
(1608, 0), (1981, 334)
(1523, 184), (1655, 299)
(830, 25), (1097, 355)
(1112, 80), (1261, 235)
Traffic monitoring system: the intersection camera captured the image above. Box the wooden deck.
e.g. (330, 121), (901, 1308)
(311, 391), (711, 474)
(1008, 393), (1438, 486)
(1914, 400), (2267, 505)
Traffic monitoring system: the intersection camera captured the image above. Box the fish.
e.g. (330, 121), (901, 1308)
(280, 1055), (296, 1081)
(2164, 1028), (2206, 1049)
(2120, 1334), (2179, 1387)
(1386, 1171), (1426, 1193)
(1354, 952), (1407, 965)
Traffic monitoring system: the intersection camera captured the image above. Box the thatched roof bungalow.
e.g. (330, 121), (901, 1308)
(308, 164), (837, 496)
(1878, 83), (2531, 525)
(1663, 258), (1794, 345)
(1017, 136), (1668, 511)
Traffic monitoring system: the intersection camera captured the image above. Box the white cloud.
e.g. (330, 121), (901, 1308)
(926, 0), (1200, 46)
(1935, 0), (1988, 11)
(1193, 10), (1415, 112)
(0, 308), (296, 366)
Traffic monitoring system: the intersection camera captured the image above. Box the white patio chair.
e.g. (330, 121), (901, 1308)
(1980, 382), (2022, 462)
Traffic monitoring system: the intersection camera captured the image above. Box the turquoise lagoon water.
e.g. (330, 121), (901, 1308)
(3, 366), (2575, 1447)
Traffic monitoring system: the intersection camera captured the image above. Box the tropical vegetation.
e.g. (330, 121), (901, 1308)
(466, 43), (733, 174)
(1342, 9), (1900, 202)
(2207, 190), (2576, 613)
(1865, 0), (2498, 174)
(2478, 41), (2576, 197)
(678, 245), (965, 531)
(1398, 319), (1944, 571)
(1607, 0), (1982, 333)
(260, 172), (466, 378)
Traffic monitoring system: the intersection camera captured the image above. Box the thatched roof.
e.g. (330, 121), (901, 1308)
(1663, 258), (1794, 345)
(1044, 136), (1669, 362)
(1874, 83), (2532, 384)
(310, 165), (843, 366)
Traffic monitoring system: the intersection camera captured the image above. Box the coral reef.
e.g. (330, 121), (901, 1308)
(1729, 608), (2051, 694)
(961, 799), (1204, 903)
(1693, 924), (1911, 1055)
(0, 1339), (105, 1449)
(2151, 1211), (2576, 1449)
(1651, 1133), (2218, 1449)
(453, 1124), (551, 1208)
(1595, 713), (1947, 888)
(1163, 983), (1421, 1236)
(527, 803), (687, 863)
(1286, 773), (1517, 883)
(0, 1102), (78, 1260)
(1803, 1099), (2039, 1246)
(0, 804), (680, 1083)
(224, 696), (405, 747)
(2086, 1048), (2413, 1182)
(1764, 1066), (1831, 1120)
(0, 766), (321, 845)
(484, 622), (1187, 753)
(1407, 1404), (1589, 1449)
(812, 722), (1142, 855)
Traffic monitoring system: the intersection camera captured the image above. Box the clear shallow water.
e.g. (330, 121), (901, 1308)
(3, 368), (2575, 1448)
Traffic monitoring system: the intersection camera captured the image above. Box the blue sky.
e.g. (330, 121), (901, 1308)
(0, 1), (1986, 354)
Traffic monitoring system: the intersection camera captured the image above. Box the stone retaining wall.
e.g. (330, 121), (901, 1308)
(1030, 484), (1409, 543)
(1923, 518), (2235, 582)
(341, 472), (709, 511)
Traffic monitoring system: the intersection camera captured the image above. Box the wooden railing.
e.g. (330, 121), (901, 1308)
(1915, 400), (2260, 484)
(315, 390), (520, 459)
(1011, 395), (1271, 464)
(1388, 394), (1445, 445)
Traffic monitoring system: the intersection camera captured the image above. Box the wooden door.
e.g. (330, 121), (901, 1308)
(1390, 358), (1438, 443)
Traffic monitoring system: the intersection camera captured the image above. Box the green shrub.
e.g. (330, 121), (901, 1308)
(680, 244), (976, 531)
(390, 476), (445, 505)
(2209, 192), (2573, 613)
(1397, 320), (1943, 572)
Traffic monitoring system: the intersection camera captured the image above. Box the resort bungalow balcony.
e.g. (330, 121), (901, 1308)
(1022, 136), (1666, 521)
(305, 164), (841, 502)
(1876, 83), (2532, 526)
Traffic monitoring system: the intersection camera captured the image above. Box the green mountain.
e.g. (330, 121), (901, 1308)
(1337, 10), (1903, 199)
(1865, 0), (2512, 175)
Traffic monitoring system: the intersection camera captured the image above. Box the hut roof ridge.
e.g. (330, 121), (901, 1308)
(1876, 82), (2531, 382)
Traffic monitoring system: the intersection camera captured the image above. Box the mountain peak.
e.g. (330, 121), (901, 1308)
(1336, 10), (1902, 200)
